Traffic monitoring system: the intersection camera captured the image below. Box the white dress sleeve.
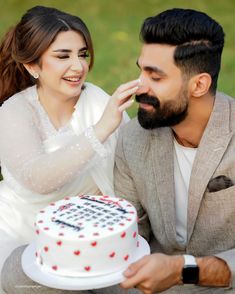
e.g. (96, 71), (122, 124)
(0, 97), (108, 194)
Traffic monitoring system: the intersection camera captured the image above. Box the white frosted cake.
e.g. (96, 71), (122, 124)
(35, 195), (139, 277)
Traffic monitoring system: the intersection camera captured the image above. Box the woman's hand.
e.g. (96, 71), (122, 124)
(94, 79), (140, 142)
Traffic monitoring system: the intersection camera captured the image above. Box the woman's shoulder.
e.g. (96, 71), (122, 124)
(0, 86), (36, 115)
(83, 82), (110, 100)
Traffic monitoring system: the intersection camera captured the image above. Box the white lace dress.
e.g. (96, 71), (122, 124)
(0, 82), (128, 283)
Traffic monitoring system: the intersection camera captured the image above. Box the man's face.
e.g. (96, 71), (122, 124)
(136, 44), (189, 129)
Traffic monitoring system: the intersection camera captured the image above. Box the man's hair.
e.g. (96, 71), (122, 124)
(140, 8), (225, 94)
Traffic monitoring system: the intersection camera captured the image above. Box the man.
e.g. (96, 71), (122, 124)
(2, 8), (235, 294)
(113, 7), (235, 294)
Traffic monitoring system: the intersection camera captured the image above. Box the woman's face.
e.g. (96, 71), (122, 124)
(34, 30), (89, 101)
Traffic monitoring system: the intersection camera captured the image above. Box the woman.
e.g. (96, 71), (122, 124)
(0, 5), (139, 286)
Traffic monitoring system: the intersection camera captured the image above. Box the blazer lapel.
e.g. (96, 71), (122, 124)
(187, 94), (233, 241)
(151, 127), (178, 246)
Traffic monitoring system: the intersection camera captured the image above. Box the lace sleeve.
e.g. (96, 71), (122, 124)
(0, 99), (109, 194)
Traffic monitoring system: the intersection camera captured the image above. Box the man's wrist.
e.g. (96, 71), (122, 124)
(196, 256), (231, 288)
(173, 255), (184, 286)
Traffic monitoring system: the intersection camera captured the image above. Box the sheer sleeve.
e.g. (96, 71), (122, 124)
(0, 98), (108, 194)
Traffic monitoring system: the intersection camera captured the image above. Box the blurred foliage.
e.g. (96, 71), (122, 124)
(0, 0), (235, 119)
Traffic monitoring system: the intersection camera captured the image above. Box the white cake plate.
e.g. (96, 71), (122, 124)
(21, 235), (150, 290)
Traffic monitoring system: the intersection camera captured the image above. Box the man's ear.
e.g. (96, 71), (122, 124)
(23, 63), (39, 79)
(188, 73), (212, 97)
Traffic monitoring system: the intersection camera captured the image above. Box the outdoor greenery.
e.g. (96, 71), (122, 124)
(0, 0), (235, 118)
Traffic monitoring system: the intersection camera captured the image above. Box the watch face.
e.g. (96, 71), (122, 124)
(182, 265), (199, 284)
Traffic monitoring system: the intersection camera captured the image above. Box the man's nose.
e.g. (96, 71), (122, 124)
(136, 75), (150, 95)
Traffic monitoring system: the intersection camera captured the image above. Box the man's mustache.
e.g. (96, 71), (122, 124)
(135, 94), (160, 109)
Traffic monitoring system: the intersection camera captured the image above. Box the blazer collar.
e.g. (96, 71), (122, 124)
(150, 127), (179, 247)
(187, 93), (233, 241)
(150, 93), (233, 246)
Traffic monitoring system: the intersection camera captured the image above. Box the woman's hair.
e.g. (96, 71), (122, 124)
(0, 6), (94, 104)
(140, 8), (225, 95)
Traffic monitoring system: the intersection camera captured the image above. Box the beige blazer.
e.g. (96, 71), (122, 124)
(114, 92), (235, 292)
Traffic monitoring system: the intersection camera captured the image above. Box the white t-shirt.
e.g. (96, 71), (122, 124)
(173, 139), (197, 245)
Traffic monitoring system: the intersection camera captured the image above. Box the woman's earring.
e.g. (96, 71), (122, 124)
(33, 73), (39, 79)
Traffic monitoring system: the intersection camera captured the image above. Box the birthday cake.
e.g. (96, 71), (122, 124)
(34, 195), (139, 277)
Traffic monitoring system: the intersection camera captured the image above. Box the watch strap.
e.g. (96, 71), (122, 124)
(182, 254), (199, 284)
(183, 254), (197, 266)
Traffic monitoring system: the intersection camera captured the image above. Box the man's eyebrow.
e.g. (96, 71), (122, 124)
(53, 47), (88, 53)
(136, 60), (166, 76)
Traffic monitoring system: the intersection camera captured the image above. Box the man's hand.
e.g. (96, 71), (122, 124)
(120, 253), (183, 294)
(120, 254), (232, 294)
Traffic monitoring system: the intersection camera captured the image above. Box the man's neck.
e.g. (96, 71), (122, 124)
(172, 95), (215, 148)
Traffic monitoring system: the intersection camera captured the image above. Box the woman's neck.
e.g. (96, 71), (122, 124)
(37, 87), (79, 130)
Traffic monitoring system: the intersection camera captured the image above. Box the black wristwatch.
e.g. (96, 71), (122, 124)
(182, 255), (199, 284)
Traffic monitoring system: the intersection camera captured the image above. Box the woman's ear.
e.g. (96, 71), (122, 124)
(188, 73), (212, 97)
(23, 63), (40, 79)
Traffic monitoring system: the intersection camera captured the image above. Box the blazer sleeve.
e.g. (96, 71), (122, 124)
(215, 249), (235, 288)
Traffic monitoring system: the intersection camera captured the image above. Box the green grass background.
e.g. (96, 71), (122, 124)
(0, 0), (235, 118)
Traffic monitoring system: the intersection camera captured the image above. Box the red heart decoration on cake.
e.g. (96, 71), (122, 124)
(44, 227), (49, 230)
(36, 229), (40, 235)
(57, 241), (62, 246)
(124, 255), (129, 261)
(108, 228), (114, 231)
(93, 232), (99, 236)
(52, 265), (57, 271)
(84, 266), (91, 271)
(91, 241), (97, 247)
(119, 223), (125, 226)
(133, 232), (137, 238)
(121, 232), (126, 238)
(109, 252), (115, 258)
(44, 246), (49, 252)
(74, 250), (80, 256)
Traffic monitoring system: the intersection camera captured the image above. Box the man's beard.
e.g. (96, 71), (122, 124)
(136, 89), (188, 129)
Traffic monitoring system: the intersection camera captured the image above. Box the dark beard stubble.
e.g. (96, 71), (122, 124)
(136, 90), (188, 129)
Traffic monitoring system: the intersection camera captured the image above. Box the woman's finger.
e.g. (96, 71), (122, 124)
(117, 86), (139, 102)
(114, 79), (140, 94)
(118, 99), (134, 112)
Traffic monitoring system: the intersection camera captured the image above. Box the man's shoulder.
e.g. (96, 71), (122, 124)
(217, 91), (234, 98)
(217, 91), (235, 106)
(120, 117), (149, 139)
(117, 117), (164, 156)
(216, 92), (235, 127)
